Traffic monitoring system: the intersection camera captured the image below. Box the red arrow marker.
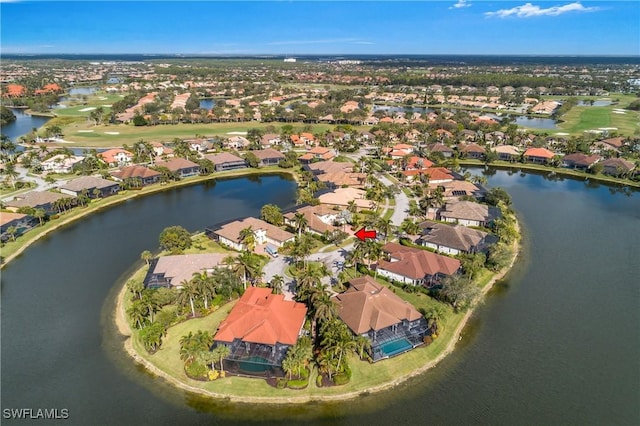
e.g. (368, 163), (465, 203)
(355, 228), (377, 241)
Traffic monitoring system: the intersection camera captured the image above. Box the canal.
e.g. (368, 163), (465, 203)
(1, 171), (638, 425)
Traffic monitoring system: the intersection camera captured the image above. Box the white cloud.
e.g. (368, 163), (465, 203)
(450, 0), (471, 9)
(485, 2), (599, 18)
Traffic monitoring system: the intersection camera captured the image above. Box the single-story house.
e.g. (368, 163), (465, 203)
(208, 217), (295, 252)
(562, 153), (601, 170)
(599, 158), (635, 176)
(417, 221), (497, 255)
(316, 171), (366, 189)
(5, 191), (75, 215)
(59, 176), (120, 198)
(304, 160), (353, 176)
(333, 276), (430, 362)
(252, 148), (285, 166)
(110, 165), (161, 186)
(492, 145), (521, 161)
(212, 287), (307, 377)
(439, 200), (501, 228)
(260, 134), (282, 148)
(204, 152), (247, 172)
(377, 242), (461, 287)
(143, 253), (232, 289)
(318, 187), (372, 210)
(155, 158), (200, 178)
(458, 143), (486, 160)
(1, 212), (37, 242)
(428, 142), (454, 158)
(224, 136), (250, 150)
(40, 155), (85, 174)
(523, 147), (555, 164)
(427, 180), (484, 200)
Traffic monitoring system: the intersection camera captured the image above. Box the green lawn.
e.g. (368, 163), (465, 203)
(53, 92), (123, 117)
(52, 119), (361, 148)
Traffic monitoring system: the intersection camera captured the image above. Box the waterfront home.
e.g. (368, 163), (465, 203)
(155, 158), (200, 178)
(599, 158), (636, 176)
(439, 200), (501, 228)
(420, 167), (455, 184)
(562, 153), (601, 170)
(427, 142), (454, 158)
(40, 155), (85, 174)
(427, 180), (484, 200)
(318, 187), (372, 210)
(204, 152), (247, 172)
(283, 204), (347, 236)
(304, 160), (353, 176)
(110, 165), (161, 186)
(209, 217), (295, 252)
(60, 176), (120, 198)
(417, 221), (497, 256)
(5, 191), (75, 215)
(523, 147), (555, 164)
(252, 148), (285, 166)
(492, 145), (521, 161)
(458, 143), (486, 160)
(0, 212), (36, 242)
(212, 287), (308, 377)
(333, 276), (430, 362)
(377, 242), (461, 287)
(143, 253), (232, 289)
(99, 149), (134, 168)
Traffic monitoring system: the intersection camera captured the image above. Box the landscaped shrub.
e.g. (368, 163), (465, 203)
(276, 378), (287, 389)
(287, 378), (308, 390)
(332, 373), (350, 386)
(423, 335), (433, 345)
(185, 361), (207, 380)
(316, 374), (323, 387)
(207, 369), (219, 381)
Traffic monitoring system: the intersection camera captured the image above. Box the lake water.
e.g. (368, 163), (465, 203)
(1, 108), (51, 141)
(69, 87), (98, 96)
(1, 171), (639, 425)
(200, 99), (216, 110)
(577, 100), (613, 107)
(514, 116), (559, 130)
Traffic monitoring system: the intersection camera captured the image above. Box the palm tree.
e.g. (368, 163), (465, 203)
(3, 164), (20, 189)
(176, 280), (199, 317)
(140, 291), (160, 323)
(269, 274), (285, 295)
(354, 335), (371, 360)
(293, 212), (308, 237)
(376, 217), (393, 243)
(179, 332), (204, 363)
(140, 250), (153, 266)
(238, 226), (255, 252)
(33, 208), (46, 226)
(211, 345), (231, 372)
(126, 300), (147, 329)
(191, 271), (215, 310)
(229, 251), (259, 290)
(126, 279), (144, 300)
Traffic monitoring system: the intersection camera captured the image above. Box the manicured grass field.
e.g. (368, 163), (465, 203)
(52, 119), (354, 148)
(53, 92), (123, 117)
(547, 94), (640, 136)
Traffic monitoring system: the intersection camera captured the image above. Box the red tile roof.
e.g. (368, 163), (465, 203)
(379, 242), (461, 279)
(524, 147), (555, 159)
(214, 287), (307, 346)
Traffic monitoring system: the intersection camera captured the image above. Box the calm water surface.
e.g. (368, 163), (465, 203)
(1, 171), (638, 425)
(1, 108), (51, 141)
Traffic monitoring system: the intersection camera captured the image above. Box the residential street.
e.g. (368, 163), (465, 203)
(377, 173), (410, 227)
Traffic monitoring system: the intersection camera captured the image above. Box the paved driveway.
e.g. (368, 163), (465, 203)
(377, 174), (410, 227)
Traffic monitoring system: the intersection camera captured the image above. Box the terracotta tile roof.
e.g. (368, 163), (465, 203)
(252, 148), (285, 161)
(459, 143), (486, 153)
(99, 149), (133, 165)
(419, 221), (495, 252)
(333, 276), (423, 334)
(492, 145), (521, 156)
(600, 157), (635, 171)
(3, 84), (26, 97)
(298, 153), (314, 161)
(284, 205), (341, 234)
(306, 161), (353, 175)
(379, 243), (460, 279)
(216, 217), (294, 244)
(1, 212), (28, 227)
(524, 147), (555, 159)
(214, 287), (307, 346)
(60, 176), (119, 192)
(204, 152), (245, 165)
(155, 157), (200, 171)
(601, 137), (625, 149)
(6, 191), (73, 210)
(441, 201), (501, 223)
(421, 167), (454, 181)
(111, 165), (161, 180)
(152, 253), (232, 287)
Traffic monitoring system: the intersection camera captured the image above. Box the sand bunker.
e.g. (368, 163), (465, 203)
(78, 107), (96, 112)
(104, 132), (120, 135)
(226, 131), (247, 135)
(77, 130), (94, 133)
(102, 105), (112, 107)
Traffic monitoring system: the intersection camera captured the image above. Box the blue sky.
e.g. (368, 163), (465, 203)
(1, 1), (638, 55)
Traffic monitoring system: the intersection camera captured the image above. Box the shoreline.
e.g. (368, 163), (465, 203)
(113, 219), (521, 404)
(0, 167), (295, 268)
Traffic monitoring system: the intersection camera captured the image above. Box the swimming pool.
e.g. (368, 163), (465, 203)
(238, 356), (273, 373)
(379, 338), (413, 357)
